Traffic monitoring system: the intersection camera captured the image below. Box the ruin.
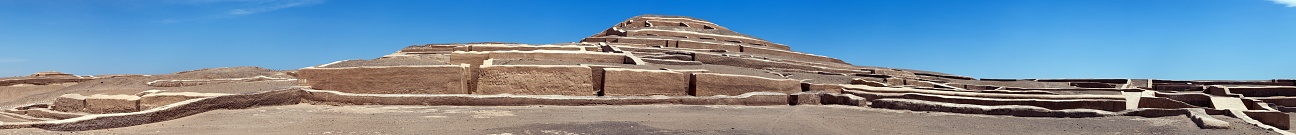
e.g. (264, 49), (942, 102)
(0, 15), (1293, 134)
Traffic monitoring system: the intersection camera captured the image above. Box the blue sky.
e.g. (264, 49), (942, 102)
(0, 0), (1293, 80)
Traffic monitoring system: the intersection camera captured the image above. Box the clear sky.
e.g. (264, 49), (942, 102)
(1, 0), (1293, 80)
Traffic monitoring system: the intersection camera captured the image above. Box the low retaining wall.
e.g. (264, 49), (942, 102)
(476, 65), (595, 96)
(302, 89), (788, 106)
(139, 92), (232, 110)
(469, 44), (594, 52)
(693, 73), (801, 96)
(1216, 86), (1296, 97)
(602, 68), (689, 96)
(487, 51), (627, 64)
(693, 53), (865, 75)
(145, 76), (292, 87)
(297, 65), (470, 94)
(843, 85), (1125, 100)
(869, 99), (1114, 118)
(843, 89), (1125, 112)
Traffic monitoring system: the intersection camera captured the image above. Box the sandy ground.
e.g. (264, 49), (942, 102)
(0, 83), (75, 104)
(3, 105), (1272, 135)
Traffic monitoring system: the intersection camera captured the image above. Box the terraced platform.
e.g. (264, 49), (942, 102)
(1, 15), (1292, 134)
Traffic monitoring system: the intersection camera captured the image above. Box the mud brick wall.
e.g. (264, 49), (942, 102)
(693, 73), (802, 96)
(476, 65), (595, 96)
(298, 65), (470, 94)
(602, 68), (690, 96)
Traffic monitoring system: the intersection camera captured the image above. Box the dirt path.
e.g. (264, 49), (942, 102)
(3, 104), (1272, 135)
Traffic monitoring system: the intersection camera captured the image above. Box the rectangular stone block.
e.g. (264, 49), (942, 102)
(476, 65), (595, 96)
(603, 68), (689, 96)
(298, 65), (469, 94)
(53, 94), (86, 112)
(693, 73), (802, 96)
(85, 94), (140, 114)
(793, 92), (824, 105)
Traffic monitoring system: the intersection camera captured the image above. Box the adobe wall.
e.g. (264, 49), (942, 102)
(868, 98), (1113, 118)
(693, 73), (802, 96)
(139, 92), (231, 110)
(1256, 97), (1296, 107)
(398, 45), (468, 53)
(599, 36), (848, 65)
(622, 29), (788, 50)
(487, 51), (628, 64)
(843, 85), (1125, 100)
(739, 45), (848, 65)
(476, 65), (595, 96)
(469, 44), (594, 52)
(803, 83), (846, 93)
(297, 65), (470, 94)
(900, 93), (1126, 112)
(1137, 97), (1202, 109)
(302, 89), (789, 106)
(84, 94), (140, 114)
(675, 39), (743, 51)
(642, 20), (723, 30)
(623, 17), (731, 30)
(1154, 93), (1213, 107)
(449, 51), (490, 66)
(1220, 86), (1296, 97)
(693, 53), (866, 75)
(602, 68), (689, 96)
(52, 94), (86, 112)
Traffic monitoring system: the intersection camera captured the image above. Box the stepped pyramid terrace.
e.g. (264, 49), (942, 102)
(1, 15), (1293, 134)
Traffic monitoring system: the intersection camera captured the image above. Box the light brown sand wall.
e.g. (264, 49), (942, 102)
(475, 65), (595, 96)
(301, 90), (789, 106)
(602, 68), (690, 96)
(1223, 86), (1296, 97)
(398, 45), (468, 53)
(627, 17), (730, 30)
(844, 90), (1125, 111)
(611, 37), (670, 47)
(739, 46), (848, 65)
(1137, 97), (1202, 109)
(693, 53), (866, 75)
(1154, 93), (1213, 107)
(693, 73), (801, 96)
(675, 39), (742, 51)
(138, 92), (232, 110)
(842, 86), (1126, 100)
(468, 45), (591, 52)
(487, 51), (627, 64)
(642, 20), (723, 30)
(1256, 97), (1296, 107)
(868, 98), (1113, 118)
(84, 95), (139, 114)
(297, 65), (469, 94)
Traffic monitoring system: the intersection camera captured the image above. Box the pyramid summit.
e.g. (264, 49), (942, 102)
(0, 15), (1292, 134)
